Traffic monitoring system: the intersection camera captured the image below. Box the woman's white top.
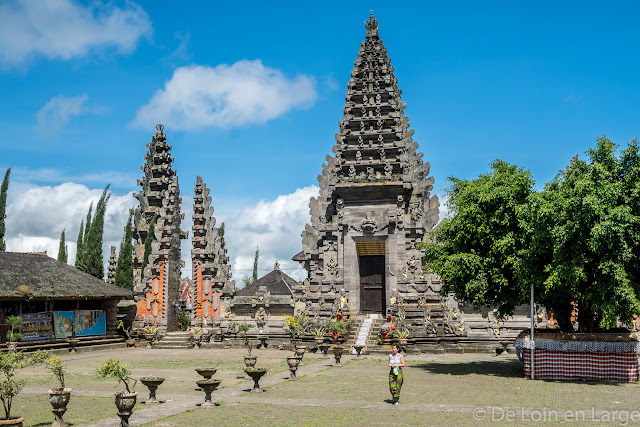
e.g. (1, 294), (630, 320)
(389, 353), (402, 365)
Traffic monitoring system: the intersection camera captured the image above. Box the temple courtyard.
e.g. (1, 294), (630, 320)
(14, 347), (640, 426)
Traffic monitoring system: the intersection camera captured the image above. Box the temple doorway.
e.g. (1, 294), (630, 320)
(359, 255), (385, 314)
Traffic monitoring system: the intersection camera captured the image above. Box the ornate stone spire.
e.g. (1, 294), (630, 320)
(133, 123), (188, 329)
(297, 13), (440, 324)
(191, 176), (235, 326)
(106, 245), (117, 285)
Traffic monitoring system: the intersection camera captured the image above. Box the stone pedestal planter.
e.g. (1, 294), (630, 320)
(67, 339), (79, 353)
(295, 345), (306, 365)
(196, 379), (221, 407)
(5, 342), (18, 352)
(353, 344), (365, 358)
(318, 343), (330, 358)
(515, 330), (640, 382)
(332, 345), (344, 366)
(114, 392), (137, 427)
(195, 368), (218, 380)
(48, 388), (71, 427)
(286, 356), (300, 381)
(258, 335), (268, 349)
(245, 368), (267, 393)
(140, 377), (164, 404)
(191, 333), (203, 349)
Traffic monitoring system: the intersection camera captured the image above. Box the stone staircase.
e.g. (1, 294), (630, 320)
(349, 314), (383, 354)
(153, 331), (192, 349)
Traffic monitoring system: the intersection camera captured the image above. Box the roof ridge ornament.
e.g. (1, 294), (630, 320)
(365, 11), (379, 38)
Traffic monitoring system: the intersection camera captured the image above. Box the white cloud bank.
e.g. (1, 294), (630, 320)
(5, 183), (135, 266)
(133, 60), (317, 131)
(0, 0), (151, 67)
(36, 94), (98, 131)
(220, 186), (318, 282)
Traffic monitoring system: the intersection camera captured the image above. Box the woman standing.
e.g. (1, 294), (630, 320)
(388, 343), (405, 405)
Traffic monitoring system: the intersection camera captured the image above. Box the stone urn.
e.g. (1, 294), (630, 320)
(48, 388), (71, 427)
(294, 345), (307, 365)
(140, 377), (164, 405)
(244, 355), (257, 369)
(5, 342), (18, 352)
(353, 344), (365, 358)
(286, 356), (301, 381)
(191, 333), (203, 349)
(201, 330), (212, 344)
(318, 343), (330, 358)
(114, 391), (137, 427)
(258, 335), (268, 349)
(144, 334), (156, 349)
(195, 368), (218, 380)
(67, 338), (79, 353)
(245, 368), (267, 393)
(332, 345), (344, 366)
(398, 338), (408, 346)
(196, 379), (221, 407)
(0, 417), (24, 426)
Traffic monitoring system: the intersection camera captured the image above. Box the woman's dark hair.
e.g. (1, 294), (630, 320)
(392, 343), (401, 350)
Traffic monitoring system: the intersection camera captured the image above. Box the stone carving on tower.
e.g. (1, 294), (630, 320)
(191, 176), (236, 326)
(296, 12), (448, 337)
(133, 123), (188, 329)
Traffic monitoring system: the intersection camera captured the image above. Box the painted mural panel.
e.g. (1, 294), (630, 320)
(74, 310), (106, 336)
(20, 312), (54, 341)
(53, 311), (74, 338)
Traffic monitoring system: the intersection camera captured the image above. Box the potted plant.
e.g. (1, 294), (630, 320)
(284, 315), (307, 346)
(327, 320), (348, 341)
(97, 359), (137, 427)
(177, 310), (190, 331)
(143, 326), (158, 348)
(5, 316), (21, 351)
(237, 323), (256, 368)
(395, 328), (410, 346)
(312, 327), (325, 344)
(116, 320), (135, 348)
(0, 350), (49, 426)
(189, 326), (204, 349)
(47, 355), (71, 427)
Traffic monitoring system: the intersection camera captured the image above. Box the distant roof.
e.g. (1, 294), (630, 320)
(0, 252), (133, 299)
(236, 264), (297, 297)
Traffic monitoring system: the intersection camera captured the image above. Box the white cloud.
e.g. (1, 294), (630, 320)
(5, 183), (136, 269)
(437, 193), (450, 222)
(0, 0), (151, 68)
(133, 60), (317, 131)
(36, 94), (98, 131)
(4, 181), (317, 283)
(219, 186), (319, 282)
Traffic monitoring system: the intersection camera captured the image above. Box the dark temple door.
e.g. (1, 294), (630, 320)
(359, 255), (385, 314)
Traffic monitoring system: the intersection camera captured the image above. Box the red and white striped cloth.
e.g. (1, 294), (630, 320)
(523, 348), (640, 382)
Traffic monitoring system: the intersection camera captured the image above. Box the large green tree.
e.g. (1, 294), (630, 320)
(422, 137), (640, 332)
(75, 220), (84, 269)
(0, 168), (10, 251)
(421, 160), (535, 320)
(57, 229), (68, 263)
(528, 137), (640, 331)
(115, 210), (134, 291)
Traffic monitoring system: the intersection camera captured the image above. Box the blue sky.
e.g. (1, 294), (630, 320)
(1, 1), (639, 279)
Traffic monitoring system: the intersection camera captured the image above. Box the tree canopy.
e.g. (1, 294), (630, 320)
(421, 137), (640, 332)
(0, 168), (10, 251)
(115, 210), (134, 291)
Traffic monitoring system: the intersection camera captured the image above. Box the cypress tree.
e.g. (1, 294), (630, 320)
(76, 203), (93, 271)
(75, 220), (84, 268)
(57, 229), (68, 263)
(115, 210), (134, 291)
(252, 247), (259, 283)
(140, 213), (158, 281)
(83, 185), (111, 279)
(0, 168), (10, 251)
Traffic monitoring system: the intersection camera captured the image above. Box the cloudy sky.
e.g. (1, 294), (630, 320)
(1, 1), (639, 282)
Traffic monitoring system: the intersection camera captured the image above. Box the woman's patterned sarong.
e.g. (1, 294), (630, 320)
(389, 367), (403, 398)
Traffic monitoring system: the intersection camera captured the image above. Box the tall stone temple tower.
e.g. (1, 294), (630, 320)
(296, 13), (535, 344)
(191, 176), (235, 327)
(133, 123), (188, 330)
